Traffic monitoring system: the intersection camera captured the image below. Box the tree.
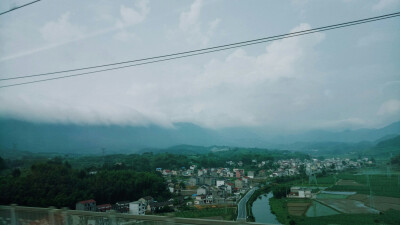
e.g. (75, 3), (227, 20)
(0, 156), (6, 170)
(272, 186), (288, 199)
(12, 168), (21, 177)
(179, 181), (186, 189)
(0, 160), (171, 209)
(298, 165), (306, 177)
(391, 154), (400, 166)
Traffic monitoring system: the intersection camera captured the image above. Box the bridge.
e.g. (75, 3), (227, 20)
(0, 204), (275, 225)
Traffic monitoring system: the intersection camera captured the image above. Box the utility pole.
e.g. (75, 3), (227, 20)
(366, 174), (375, 209)
(309, 173), (317, 185)
(387, 153), (392, 178)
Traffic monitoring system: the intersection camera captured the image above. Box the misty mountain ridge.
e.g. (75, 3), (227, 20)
(0, 118), (399, 154)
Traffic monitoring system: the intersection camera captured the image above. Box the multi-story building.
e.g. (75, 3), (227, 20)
(197, 185), (208, 195)
(129, 201), (146, 215)
(76, 199), (96, 211)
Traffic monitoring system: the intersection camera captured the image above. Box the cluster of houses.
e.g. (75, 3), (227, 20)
(157, 163), (259, 179)
(158, 165), (256, 179)
(156, 157), (372, 206)
(158, 165), (258, 206)
(75, 196), (174, 215)
(75, 156), (373, 214)
(269, 157), (370, 178)
(157, 157), (371, 185)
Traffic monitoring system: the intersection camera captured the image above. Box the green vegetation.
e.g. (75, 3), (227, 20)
(391, 154), (400, 167)
(270, 194), (400, 225)
(0, 156), (6, 171)
(293, 210), (400, 225)
(267, 162), (400, 225)
(48, 148), (309, 172)
(0, 158), (171, 209)
(0, 146), (310, 212)
(272, 173), (335, 189)
(327, 173), (400, 198)
(270, 197), (291, 224)
(363, 135), (400, 159)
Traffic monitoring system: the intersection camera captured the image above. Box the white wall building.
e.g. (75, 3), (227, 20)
(197, 186), (208, 195)
(216, 180), (225, 187)
(247, 171), (255, 178)
(129, 201), (146, 215)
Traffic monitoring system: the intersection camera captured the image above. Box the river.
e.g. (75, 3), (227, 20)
(251, 192), (280, 224)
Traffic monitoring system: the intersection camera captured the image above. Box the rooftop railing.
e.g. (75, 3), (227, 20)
(0, 205), (274, 225)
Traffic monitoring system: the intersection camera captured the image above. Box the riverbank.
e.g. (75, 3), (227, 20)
(246, 186), (271, 222)
(252, 192), (281, 224)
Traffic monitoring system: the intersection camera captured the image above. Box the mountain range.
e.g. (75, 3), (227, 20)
(0, 118), (399, 154)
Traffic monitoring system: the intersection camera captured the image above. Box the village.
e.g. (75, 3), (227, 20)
(74, 156), (373, 215)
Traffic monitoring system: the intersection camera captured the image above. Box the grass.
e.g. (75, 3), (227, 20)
(294, 210), (400, 225)
(314, 175), (336, 185)
(269, 197), (400, 225)
(268, 168), (400, 224)
(269, 197), (290, 224)
(327, 173), (400, 198)
(173, 207), (237, 220)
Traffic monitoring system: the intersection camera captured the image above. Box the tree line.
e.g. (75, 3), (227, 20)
(0, 158), (171, 209)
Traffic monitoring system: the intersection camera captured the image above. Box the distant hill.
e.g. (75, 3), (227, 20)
(365, 135), (400, 157)
(0, 148), (34, 159)
(280, 141), (373, 155)
(0, 119), (227, 154)
(269, 121), (400, 143)
(138, 145), (213, 155)
(0, 118), (399, 154)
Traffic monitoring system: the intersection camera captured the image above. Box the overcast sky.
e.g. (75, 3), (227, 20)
(0, 0), (399, 131)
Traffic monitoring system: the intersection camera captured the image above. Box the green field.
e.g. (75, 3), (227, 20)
(270, 197), (400, 225)
(295, 210), (400, 225)
(327, 173), (400, 198)
(269, 166), (400, 225)
(306, 201), (340, 217)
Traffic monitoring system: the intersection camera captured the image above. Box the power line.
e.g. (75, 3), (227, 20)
(2, 11), (399, 82)
(0, 0), (41, 16)
(1, 12), (399, 88)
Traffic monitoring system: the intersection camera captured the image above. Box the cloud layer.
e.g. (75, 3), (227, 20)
(0, 0), (399, 131)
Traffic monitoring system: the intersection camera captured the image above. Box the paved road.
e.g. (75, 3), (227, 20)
(237, 187), (258, 221)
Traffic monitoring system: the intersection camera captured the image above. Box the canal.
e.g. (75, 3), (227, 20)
(251, 192), (281, 224)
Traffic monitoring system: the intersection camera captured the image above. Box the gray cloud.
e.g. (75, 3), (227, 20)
(0, 0), (399, 132)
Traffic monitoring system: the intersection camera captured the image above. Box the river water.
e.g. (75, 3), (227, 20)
(251, 192), (280, 224)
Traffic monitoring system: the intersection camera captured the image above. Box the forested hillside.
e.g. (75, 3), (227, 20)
(365, 135), (400, 157)
(0, 159), (170, 208)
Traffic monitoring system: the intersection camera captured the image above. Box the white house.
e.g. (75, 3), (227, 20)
(247, 171), (255, 178)
(216, 180), (225, 187)
(197, 185), (208, 195)
(287, 187), (312, 198)
(129, 201), (146, 215)
(198, 170), (204, 176)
